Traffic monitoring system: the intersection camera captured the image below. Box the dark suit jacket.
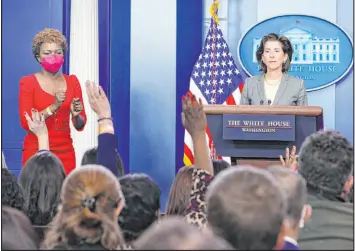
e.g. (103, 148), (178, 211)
(282, 241), (300, 250)
(96, 133), (119, 176)
(298, 186), (354, 250)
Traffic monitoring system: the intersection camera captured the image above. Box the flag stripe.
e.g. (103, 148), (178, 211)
(184, 143), (195, 166)
(183, 16), (244, 166)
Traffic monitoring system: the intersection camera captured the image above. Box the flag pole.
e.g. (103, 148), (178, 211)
(210, 0), (219, 160)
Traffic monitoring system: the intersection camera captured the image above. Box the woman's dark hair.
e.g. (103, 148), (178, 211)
(2, 168), (25, 212)
(212, 159), (231, 176)
(256, 33), (293, 73)
(19, 151), (66, 226)
(118, 174), (161, 242)
(166, 166), (194, 216)
(32, 28), (67, 62)
(81, 147), (124, 177)
(42, 165), (126, 250)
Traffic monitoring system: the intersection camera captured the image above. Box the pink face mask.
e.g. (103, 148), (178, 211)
(41, 54), (64, 72)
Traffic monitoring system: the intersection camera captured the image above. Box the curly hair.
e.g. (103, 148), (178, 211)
(2, 168), (25, 212)
(118, 174), (160, 242)
(32, 28), (68, 61)
(298, 130), (353, 196)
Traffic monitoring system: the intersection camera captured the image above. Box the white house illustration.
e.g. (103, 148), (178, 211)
(252, 27), (340, 64)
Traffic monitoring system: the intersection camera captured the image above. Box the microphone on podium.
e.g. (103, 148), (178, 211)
(260, 100), (264, 105)
(268, 100), (272, 105)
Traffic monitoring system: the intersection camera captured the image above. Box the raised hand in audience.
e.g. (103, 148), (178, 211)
(181, 93), (212, 174)
(85, 81), (120, 176)
(280, 145), (298, 171)
(85, 81), (111, 120)
(24, 109), (49, 150)
(181, 93), (207, 138)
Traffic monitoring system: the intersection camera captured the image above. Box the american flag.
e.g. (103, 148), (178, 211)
(183, 17), (244, 166)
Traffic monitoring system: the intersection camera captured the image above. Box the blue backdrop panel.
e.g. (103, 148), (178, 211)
(107, 0), (131, 175)
(129, 0), (178, 210)
(175, 0), (204, 172)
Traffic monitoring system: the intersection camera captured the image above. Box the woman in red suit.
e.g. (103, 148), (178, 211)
(19, 28), (87, 175)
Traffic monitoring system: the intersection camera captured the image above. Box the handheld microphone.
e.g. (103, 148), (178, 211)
(260, 100), (264, 105)
(268, 100), (272, 105)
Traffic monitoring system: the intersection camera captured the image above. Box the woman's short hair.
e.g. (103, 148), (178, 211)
(42, 164), (126, 250)
(19, 151), (66, 226)
(32, 28), (67, 61)
(256, 33), (293, 73)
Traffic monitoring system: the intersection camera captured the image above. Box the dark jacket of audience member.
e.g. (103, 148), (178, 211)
(297, 131), (354, 250)
(2, 168), (25, 212)
(19, 151), (66, 226)
(118, 173), (160, 243)
(2, 206), (40, 249)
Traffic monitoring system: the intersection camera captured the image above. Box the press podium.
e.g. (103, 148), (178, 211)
(204, 105), (324, 168)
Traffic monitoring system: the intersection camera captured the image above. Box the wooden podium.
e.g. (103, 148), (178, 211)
(204, 105), (323, 168)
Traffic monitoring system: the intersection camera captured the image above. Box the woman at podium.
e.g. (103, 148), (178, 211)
(240, 33), (308, 106)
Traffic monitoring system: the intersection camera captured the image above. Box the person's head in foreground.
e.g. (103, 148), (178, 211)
(298, 130), (353, 199)
(42, 164), (126, 250)
(133, 216), (233, 250)
(81, 147), (125, 177)
(207, 165), (287, 250)
(2, 206), (40, 250)
(267, 165), (312, 243)
(118, 173), (161, 243)
(19, 151), (66, 226)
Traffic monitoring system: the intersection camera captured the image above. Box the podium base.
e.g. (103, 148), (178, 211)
(231, 158), (280, 169)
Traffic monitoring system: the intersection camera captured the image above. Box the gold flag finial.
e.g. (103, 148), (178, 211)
(210, 1), (219, 24)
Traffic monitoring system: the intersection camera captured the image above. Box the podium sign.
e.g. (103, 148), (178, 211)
(222, 114), (295, 141)
(204, 105), (323, 158)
